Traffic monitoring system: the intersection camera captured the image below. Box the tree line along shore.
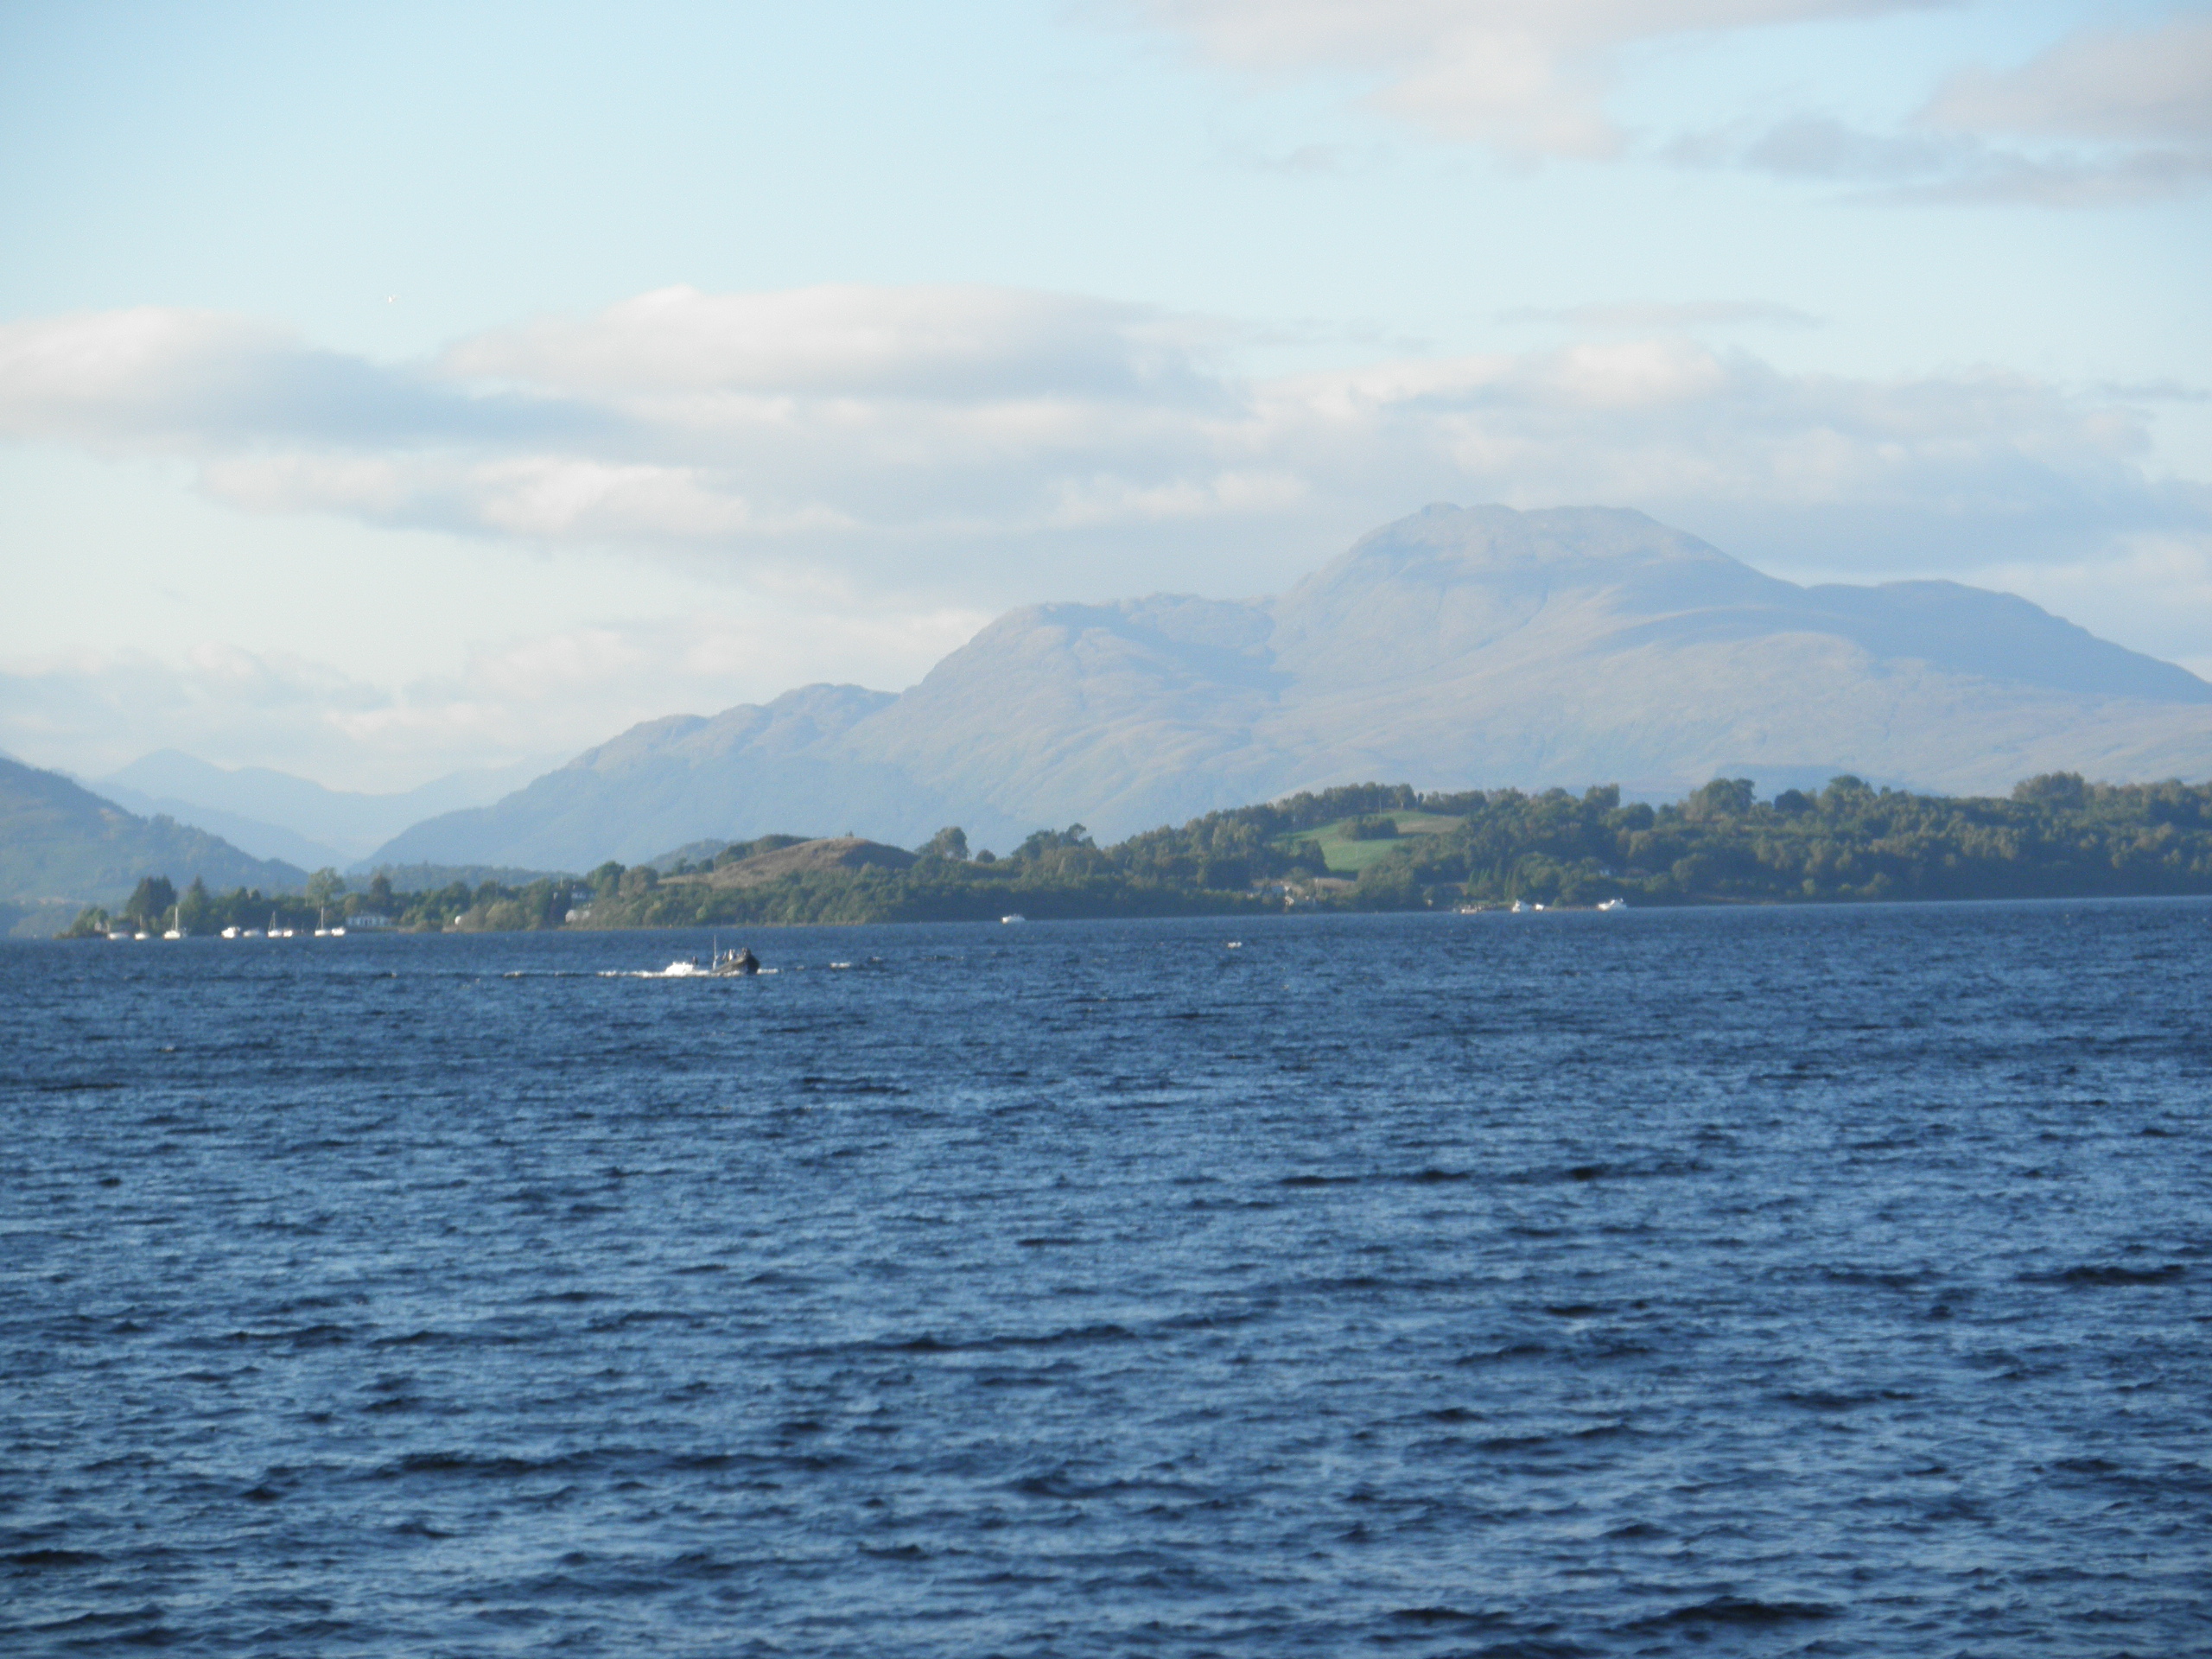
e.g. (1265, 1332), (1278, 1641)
(59, 772), (2212, 938)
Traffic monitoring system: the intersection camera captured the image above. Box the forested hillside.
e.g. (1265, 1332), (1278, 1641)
(2, 754), (308, 937)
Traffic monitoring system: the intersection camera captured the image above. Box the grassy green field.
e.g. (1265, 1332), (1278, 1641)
(1282, 812), (1463, 875)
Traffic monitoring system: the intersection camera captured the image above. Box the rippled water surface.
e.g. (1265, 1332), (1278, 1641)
(3, 903), (2209, 1656)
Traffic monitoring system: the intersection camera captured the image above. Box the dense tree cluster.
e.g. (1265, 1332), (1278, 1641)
(63, 772), (2212, 936)
(1366, 773), (2212, 908)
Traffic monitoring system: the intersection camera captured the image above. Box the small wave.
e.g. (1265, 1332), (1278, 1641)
(220, 1323), (354, 1349)
(1777, 1388), (1903, 1411)
(1009, 1468), (1211, 1501)
(4, 1548), (106, 1569)
(2022, 1263), (2185, 1287)
(872, 1322), (1141, 1356)
(375, 1451), (568, 1479)
(1388, 1605), (1510, 1628)
(26, 1605), (168, 1637)
(798, 1075), (910, 1095)
(1632, 1596), (1839, 1629)
(1457, 1341), (1552, 1364)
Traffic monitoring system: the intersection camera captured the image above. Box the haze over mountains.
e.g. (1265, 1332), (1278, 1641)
(365, 505), (2212, 870)
(92, 752), (551, 868)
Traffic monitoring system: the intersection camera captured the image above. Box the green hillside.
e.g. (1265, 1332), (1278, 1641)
(0, 755), (308, 936)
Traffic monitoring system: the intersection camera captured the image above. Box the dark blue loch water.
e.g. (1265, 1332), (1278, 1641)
(3, 902), (2209, 1656)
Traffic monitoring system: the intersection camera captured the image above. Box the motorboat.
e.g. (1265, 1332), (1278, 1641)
(1597, 898), (1628, 912)
(221, 925), (241, 939)
(709, 944), (760, 976)
(1001, 913), (1027, 925)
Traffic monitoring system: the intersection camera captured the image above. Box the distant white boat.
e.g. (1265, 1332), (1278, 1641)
(163, 903), (184, 940)
(1597, 898), (1628, 912)
(1001, 913), (1027, 925)
(314, 907), (331, 938)
(1510, 900), (1530, 913)
(221, 925), (240, 939)
(241, 929), (262, 938)
(329, 925), (346, 937)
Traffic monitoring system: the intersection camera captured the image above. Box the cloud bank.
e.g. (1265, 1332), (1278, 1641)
(2, 284), (2198, 595)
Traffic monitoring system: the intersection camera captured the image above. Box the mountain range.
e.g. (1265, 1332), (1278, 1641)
(367, 505), (2212, 870)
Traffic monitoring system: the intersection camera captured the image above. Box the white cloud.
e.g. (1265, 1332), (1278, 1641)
(1683, 111), (2212, 206)
(1923, 11), (2212, 145)
(1129, 1), (2212, 203)
(1675, 10), (2212, 202)
(1128, 0), (1930, 157)
(0, 286), (2201, 599)
(446, 283), (1223, 400)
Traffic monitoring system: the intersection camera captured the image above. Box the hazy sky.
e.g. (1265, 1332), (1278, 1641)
(3, 0), (2207, 789)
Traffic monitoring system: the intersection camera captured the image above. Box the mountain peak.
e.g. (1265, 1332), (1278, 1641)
(1336, 503), (1727, 575)
(360, 505), (2212, 868)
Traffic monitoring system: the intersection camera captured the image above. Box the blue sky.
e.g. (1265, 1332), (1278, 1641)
(3, 0), (2207, 786)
